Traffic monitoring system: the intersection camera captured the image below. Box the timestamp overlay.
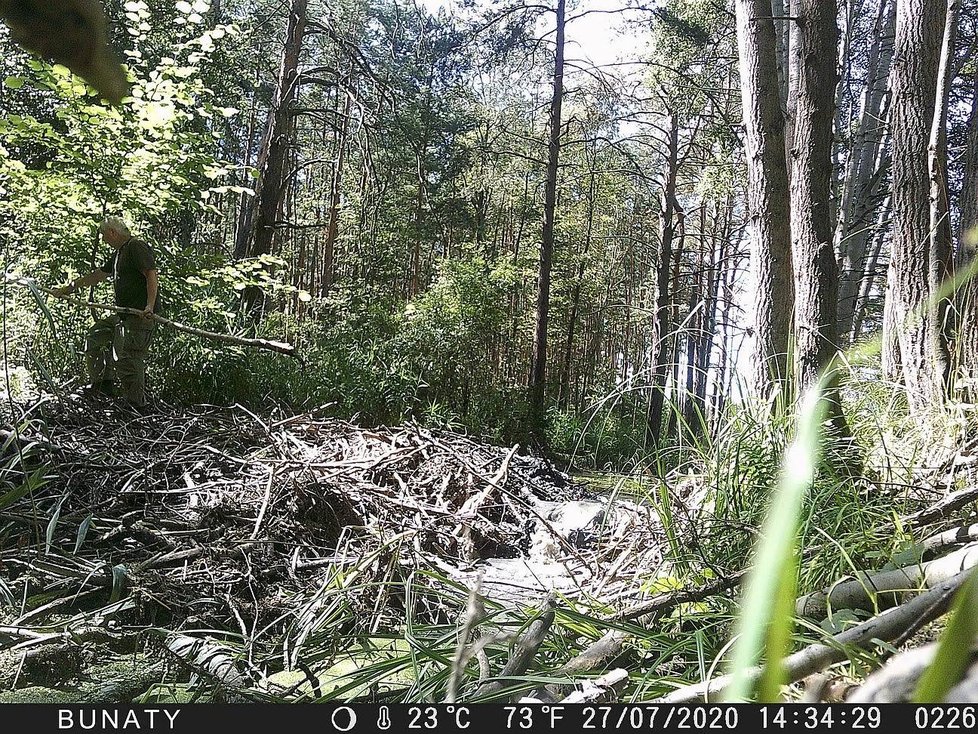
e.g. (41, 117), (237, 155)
(10, 703), (977, 733)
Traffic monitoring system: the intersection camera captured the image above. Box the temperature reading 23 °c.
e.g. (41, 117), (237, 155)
(408, 706), (471, 729)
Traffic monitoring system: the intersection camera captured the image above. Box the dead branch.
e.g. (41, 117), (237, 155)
(903, 485), (978, 529)
(476, 594), (557, 698)
(7, 276), (297, 357)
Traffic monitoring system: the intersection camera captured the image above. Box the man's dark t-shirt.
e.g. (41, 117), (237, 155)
(99, 238), (156, 311)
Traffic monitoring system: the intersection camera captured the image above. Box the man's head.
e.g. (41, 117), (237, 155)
(99, 216), (130, 248)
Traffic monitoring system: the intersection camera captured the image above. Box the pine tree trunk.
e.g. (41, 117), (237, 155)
(836, 0), (896, 341)
(958, 71), (978, 398)
(789, 0), (850, 433)
(529, 0), (565, 435)
(883, 0), (948, 411)
(559, 144), (596, 408)
(238, 0), (308, 312)
(322, 73), (352, 296)
(735, 0), (794, 400)
(645, 114), (680, 450)
(927, 0), (958, 389)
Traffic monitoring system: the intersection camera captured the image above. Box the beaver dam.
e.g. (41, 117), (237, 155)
(2, 395), (978, 703)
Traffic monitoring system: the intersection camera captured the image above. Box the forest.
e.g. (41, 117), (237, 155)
(0, 0), (977, 710)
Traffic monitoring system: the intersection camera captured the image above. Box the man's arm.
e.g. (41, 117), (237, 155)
(142, 268), (158, 316)
(54, 270), (109, 297)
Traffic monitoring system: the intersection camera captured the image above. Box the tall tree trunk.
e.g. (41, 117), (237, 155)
(529, 0), (565, 435)
(882, 0), (948, 411)
(559, 143), (597, 408)
(836, 0), (896, 341)
(322, 76), (352, 296)
(927, 0), (957, 387)
(237, 0), (308, 313)
(789, 0), (850, 432)
(645, 114), (680, 450)
(852, 191), (893, 342)
(736, 0), (794, 400)
(958, 70), (978, 398)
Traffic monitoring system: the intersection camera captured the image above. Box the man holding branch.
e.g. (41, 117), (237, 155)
(56, 216), (158, 408)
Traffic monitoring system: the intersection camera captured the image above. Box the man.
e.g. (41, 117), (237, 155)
(56, 217), (158, 408)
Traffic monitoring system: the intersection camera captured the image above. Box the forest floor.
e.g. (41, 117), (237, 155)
(0, 392), (674, 702)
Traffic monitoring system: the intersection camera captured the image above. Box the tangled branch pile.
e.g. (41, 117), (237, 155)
(0, 395), (664, 701)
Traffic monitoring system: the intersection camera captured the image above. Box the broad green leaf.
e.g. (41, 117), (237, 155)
(4, 76), (25, 89)
(0, 481), (32, 511)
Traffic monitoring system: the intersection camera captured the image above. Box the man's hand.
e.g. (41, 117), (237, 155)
(140, 305), (155, 319)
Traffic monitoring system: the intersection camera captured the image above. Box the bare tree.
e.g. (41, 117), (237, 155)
(235, 0), (308, 312)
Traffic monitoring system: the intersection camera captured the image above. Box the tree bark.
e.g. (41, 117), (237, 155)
(836, 0), (896, 342)
(882, 0), (948, 411)
(789, 0), (849, 435)
(959, 70), (978, 398)
(529, 0), (566, 435)
(558, 143), (597, 409)
(735, 0), (794, 400)
(927, 0), (958, 390)
(322, 74), (352, 296)
(645, 114), (680, 450)
(236, 0), (308, 313)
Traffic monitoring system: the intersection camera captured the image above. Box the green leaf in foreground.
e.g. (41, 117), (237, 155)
(723, 379), (830, 702)
(912, 568), (978, 703)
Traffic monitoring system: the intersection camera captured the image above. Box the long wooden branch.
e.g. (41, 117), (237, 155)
(7, 277), (297, 358)
(903, 485), (978, 529)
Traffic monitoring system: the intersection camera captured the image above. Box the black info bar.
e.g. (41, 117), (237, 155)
(3, 703), (975, 733)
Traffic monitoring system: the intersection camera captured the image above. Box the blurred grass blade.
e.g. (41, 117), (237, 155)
(724, 378), (830, 702)
(912, 568), (978, 702)
(74, 513), (93, 554)
(45, 494), (67, 554)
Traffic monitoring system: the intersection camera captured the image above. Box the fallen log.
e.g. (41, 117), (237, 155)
(655, 567), (973, 703)
(795, 542), (978, 619)
(7, 276), (297, 358)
